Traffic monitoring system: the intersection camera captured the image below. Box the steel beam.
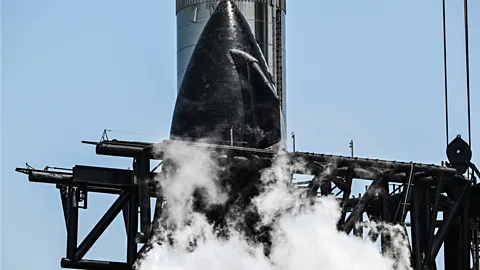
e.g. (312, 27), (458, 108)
(17, 167), (158, 196)
(410, 187), (423, 270)
(61, 258), (130, 270)
(59, 185), (69, 227)
(298, 164), (465, 185)
(444, 209), (462, 270)
(91, 139), (276, 159)
(339, 166), (354, 228)
(135, 155), (151, 242)
(17, 138), (479, 270)
(431, 183), (469, 260)
(66, 187), (79, 261)
(343, 175), (384, 234)
(73, 165), (134, 188)
(75, 191), (132, 261)
(127, 190), (139, 265)
(29, 170), (73, 184)
(295, 154), (459, 176)
(89, 139), (461, 179)
(380, 177), (391, 254)
(425, 173), (444, 266)
(461, 188), (471, 270)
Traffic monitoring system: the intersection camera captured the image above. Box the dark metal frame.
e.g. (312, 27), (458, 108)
(16, 156), (157, 270)
(294, 151), (480, 270)
(16, 138), (480, 270)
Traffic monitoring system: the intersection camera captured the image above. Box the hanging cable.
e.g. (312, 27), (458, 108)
(442, 0), (449, 146)
(464, 0), (472, 178)
(463, 0), (472, 149)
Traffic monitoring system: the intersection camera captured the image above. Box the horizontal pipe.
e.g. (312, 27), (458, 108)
(61, 258), (130, 270)
(29, 171), (73, 184)
(96, 144), (146, 158)
(17, 167), (158, 195)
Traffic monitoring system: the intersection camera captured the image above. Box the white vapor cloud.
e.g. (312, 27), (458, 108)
(135, 142), (412, 270)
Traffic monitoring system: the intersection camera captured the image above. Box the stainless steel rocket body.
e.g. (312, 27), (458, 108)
(175, 0), (287, 136)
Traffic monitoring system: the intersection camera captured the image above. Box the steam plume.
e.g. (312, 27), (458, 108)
(135, 142), (412, 270)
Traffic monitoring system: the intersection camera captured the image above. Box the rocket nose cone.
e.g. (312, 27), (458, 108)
(209, 1), (244, 30)
(202, 0), (256, 49)
(213, 0), (240, 15)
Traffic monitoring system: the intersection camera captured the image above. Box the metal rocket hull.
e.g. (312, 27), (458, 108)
(132, 2), (288, 264)
(170, 0), (285, 150)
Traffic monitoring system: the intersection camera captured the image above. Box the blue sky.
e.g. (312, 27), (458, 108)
(1, 0), (478, 269)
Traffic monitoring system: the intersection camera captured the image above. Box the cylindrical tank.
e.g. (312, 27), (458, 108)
(175, 0), (287, 127)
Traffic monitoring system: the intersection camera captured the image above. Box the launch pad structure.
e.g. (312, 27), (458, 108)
(14, 0), (478, 269)
(16, 135), (480, 270)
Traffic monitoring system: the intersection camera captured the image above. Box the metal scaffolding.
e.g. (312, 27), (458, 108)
(16, 136), (480, 270)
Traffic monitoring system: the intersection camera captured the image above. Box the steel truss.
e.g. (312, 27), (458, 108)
(16, 138), (480, 270)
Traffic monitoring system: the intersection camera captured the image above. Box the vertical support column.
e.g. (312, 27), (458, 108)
(127, 189), (139, 265)
(338, 166), (354, 228)
(419, 184), (435, 270)
(444, 210), (461, 270)
(136, 154), (151, 241)
(423, 187), (432, 250)
(411, 187), (423, 270)
(461, 188), (471, 270)
(426, 173), (444, 268)
(437, 183), (470, 270)
(315, 166), (339, 197)
(381, 179), (391, 254)
(59, 185), (69, 228)
(66, 187), (79, 261)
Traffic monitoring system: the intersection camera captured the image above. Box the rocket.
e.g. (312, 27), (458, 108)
(170, 0), (286, 150)
(134, 1), (287, 261)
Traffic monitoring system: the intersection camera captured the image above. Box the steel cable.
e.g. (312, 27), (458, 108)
(442, 0), (449, 147)
(463, 0), (472, 149)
